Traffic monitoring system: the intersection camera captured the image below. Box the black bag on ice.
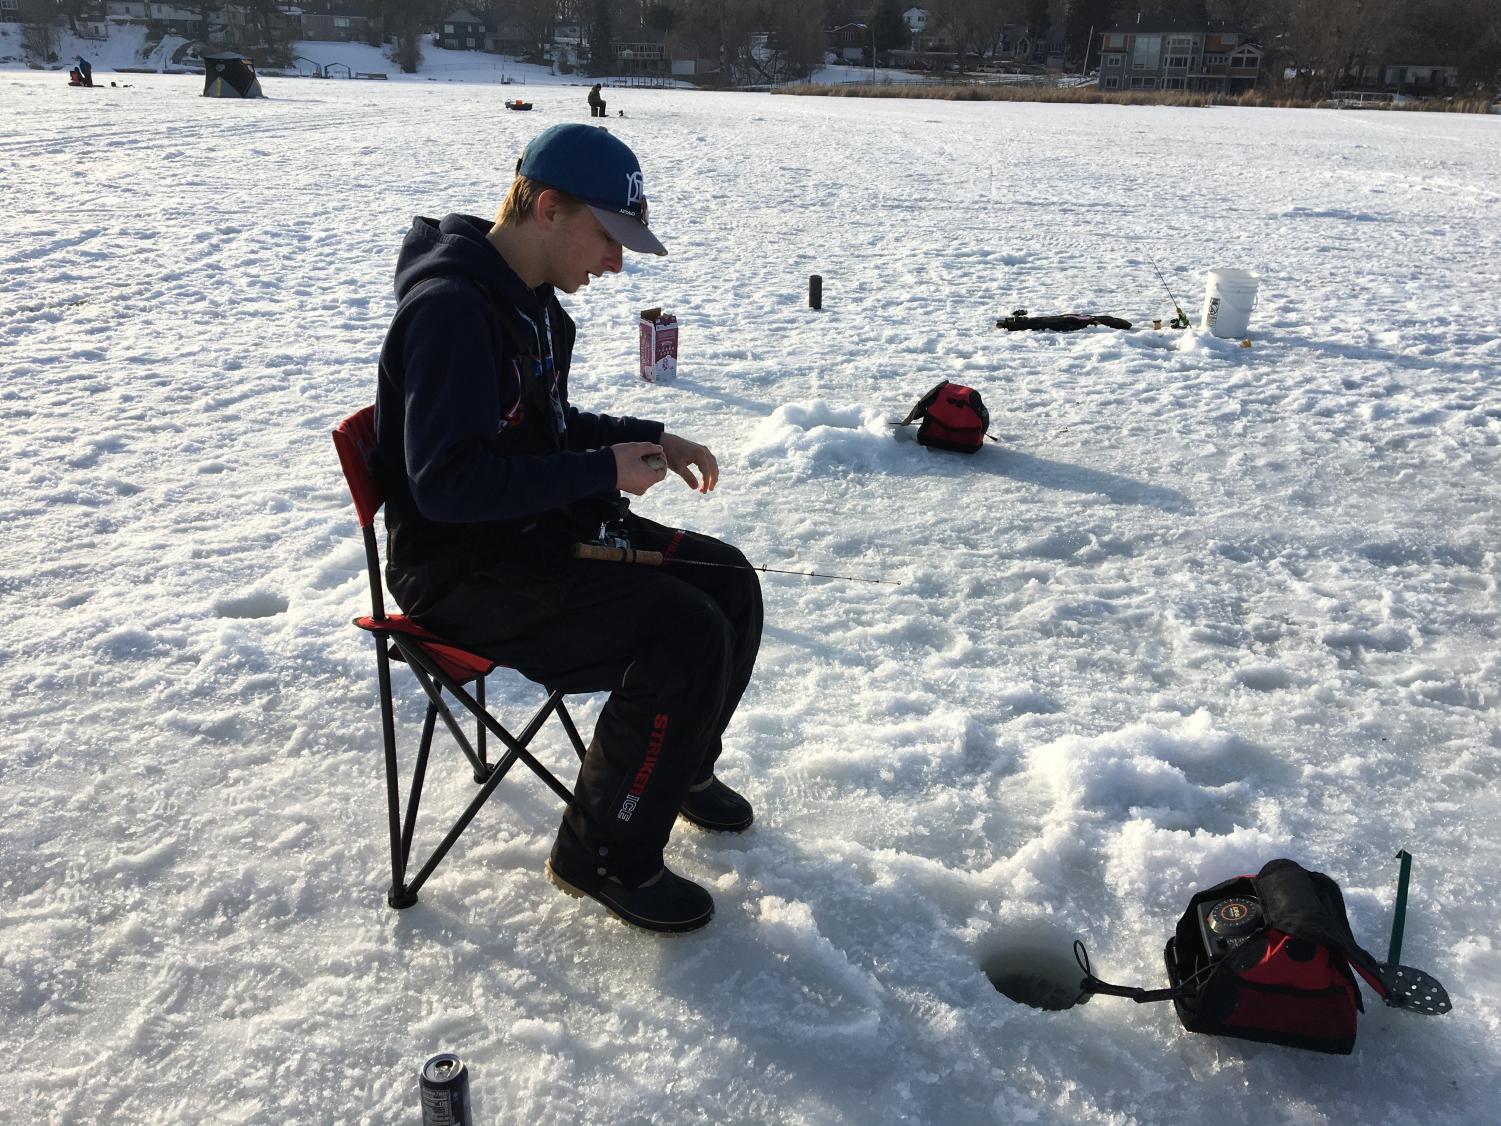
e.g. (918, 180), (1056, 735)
(899, 380), (992, 453)
(1161, 859), (1450, 1054)
(1075, 858), (1452, 1056)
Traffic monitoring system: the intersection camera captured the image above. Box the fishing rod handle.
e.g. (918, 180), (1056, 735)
(572, 543), (665, 566)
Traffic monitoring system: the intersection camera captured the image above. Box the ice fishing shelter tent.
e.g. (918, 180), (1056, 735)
(203, 52), (264, 99)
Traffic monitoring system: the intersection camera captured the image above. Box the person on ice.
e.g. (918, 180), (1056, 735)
(587, 83), (606, 117)
(374, 124), (762, 934)
(76, 56), (93, 87)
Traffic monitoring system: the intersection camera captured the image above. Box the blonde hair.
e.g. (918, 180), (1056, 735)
(495, 175), (584, 228)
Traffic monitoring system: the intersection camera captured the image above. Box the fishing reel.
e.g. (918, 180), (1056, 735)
(595, 454), (668, 550)
(596, 496), (633, 551)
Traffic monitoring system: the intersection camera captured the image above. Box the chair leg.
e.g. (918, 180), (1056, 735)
(375, 639), (418, 909)
(449, 682), (577, 806)
(402, 690), (574, 898)
(378, 638), (580, 905)
(554, 695), (588, 762)
(399, 700), (440, 874)
(477, 676), (487, 767)
(407, 661), (490, 783)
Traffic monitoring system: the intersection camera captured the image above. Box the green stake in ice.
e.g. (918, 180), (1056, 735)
(1388, 849), (1413, 966)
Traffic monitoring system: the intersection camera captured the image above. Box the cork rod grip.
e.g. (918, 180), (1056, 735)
(572, 543), (666, 566)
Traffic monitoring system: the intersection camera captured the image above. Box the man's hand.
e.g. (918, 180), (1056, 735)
(660, 432), (719, 494)
(612, 441), (668, 496)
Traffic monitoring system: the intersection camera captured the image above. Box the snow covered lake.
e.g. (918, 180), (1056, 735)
(2, 69), (1499, 1123)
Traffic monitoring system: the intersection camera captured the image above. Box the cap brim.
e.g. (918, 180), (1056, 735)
(589, 205), (667, 256)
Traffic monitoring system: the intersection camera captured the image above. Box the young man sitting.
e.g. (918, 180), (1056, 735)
(374, 124), (762, 933)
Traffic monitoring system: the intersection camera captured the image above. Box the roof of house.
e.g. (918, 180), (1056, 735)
(616, 25), (667, 46)
(1103, 19), (1240, 35)
(443, 9), (485, 24)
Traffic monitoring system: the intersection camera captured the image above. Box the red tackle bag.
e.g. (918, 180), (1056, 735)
(1166, 859), (1406, 1054)
(899, 381), (991, 453)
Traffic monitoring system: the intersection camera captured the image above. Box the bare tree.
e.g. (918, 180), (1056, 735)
(1410, 0), (1501, 93)
(1206, 0), (1270, 30)
(511, 0), (561, 59)
(760, 0), (825, 79)
(675, 0), (758, 80)
(1266, 0), (1400, 96)
(18, 0), (61, 64)
(373, 0), (450, 73)
(928, 0), (1014, 68)
(1133, 0), (1209, 19)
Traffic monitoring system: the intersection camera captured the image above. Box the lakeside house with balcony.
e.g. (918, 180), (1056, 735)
(1097, 20), (1262, 93)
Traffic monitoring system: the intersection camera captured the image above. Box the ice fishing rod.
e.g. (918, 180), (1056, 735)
(1144, 247), (1190, 329)
(572, 543), (900, 586)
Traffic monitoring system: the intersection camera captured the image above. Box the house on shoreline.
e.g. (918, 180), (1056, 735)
(1096, 20), (1262, 94)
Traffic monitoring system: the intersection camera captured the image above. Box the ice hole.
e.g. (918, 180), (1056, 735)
(979, 920), (1087, 1012)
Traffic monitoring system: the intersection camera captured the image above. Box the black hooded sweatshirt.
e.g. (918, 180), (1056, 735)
(375, 213), (661, 603)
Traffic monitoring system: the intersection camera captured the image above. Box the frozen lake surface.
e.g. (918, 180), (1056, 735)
(2, 70), (1500, 1123)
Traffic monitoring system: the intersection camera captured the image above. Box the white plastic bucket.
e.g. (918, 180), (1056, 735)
(1200, 268), (1259, 338)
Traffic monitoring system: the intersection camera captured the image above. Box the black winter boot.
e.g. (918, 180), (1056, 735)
(678, 775), (754, 832)
(546, 831), (713, 934)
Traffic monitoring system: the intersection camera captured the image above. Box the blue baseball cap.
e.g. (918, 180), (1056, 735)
(515, 124), (666, 256)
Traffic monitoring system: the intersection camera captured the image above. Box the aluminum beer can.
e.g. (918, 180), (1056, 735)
(419, 1053), (472, 1126)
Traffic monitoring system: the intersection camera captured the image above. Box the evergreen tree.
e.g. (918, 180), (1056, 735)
(588, 0), (615, 73)
(1064, 0), (1116, 65)
(644, 2), (680, 31)
(1026, 0), (1052, 35)
(869, 0), (908, 55)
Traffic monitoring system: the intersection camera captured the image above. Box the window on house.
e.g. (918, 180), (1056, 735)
(334, 17), (350, 28)
(1205, 54), (1227, 66)
(1103, 33), (1126, 51)
(1103, 76), (1120, 89)
(1130, 76), (1158, 89)
(444, 24), (454, 33)
(1103, 53), (1124, 68)
(1164, 77), (1185, 89)
(1132, 35), (1161, 69)
(1167, 55), (1188, 68)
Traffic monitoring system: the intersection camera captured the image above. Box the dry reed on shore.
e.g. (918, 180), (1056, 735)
(775, 83), (1495, 114)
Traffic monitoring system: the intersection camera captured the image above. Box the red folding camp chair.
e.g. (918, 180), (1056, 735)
(332, 406), (587, 909)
